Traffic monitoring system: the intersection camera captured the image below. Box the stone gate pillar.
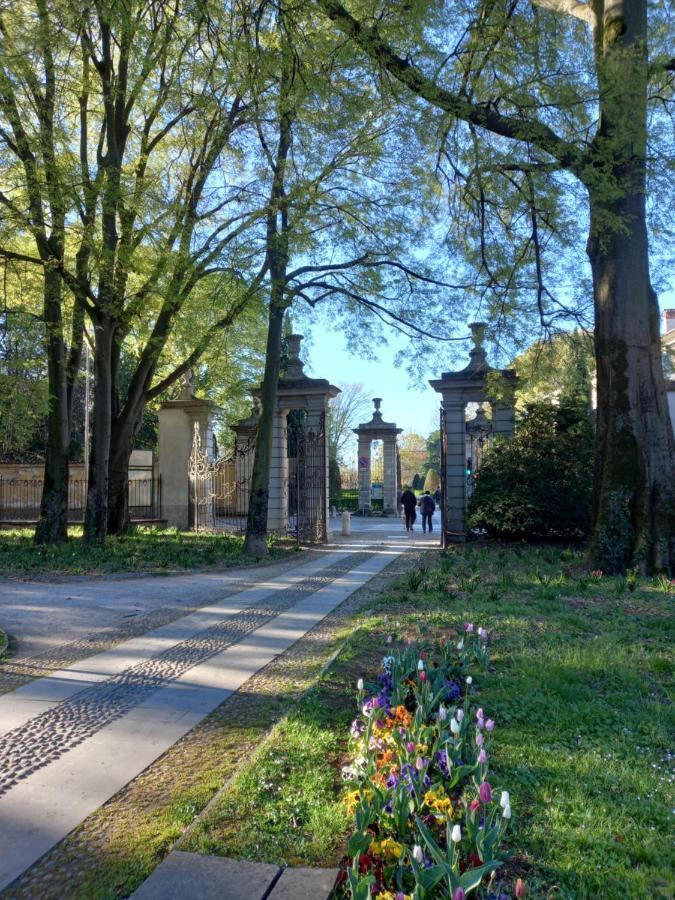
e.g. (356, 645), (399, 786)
(157, 376), (219, 529)
(267, 407), (290, 532)
(430, 323), (517, 545)
(353, 398), (402, 515)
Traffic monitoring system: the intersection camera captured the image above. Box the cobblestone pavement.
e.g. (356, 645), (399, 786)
(0, 529), (433, 894)
(0, 552), (374, 797)
(2, 549), (422, 900)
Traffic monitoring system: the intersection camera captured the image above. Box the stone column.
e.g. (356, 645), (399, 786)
(492, 402), (516, 439)
(382, 437), (398, 515)
(267, 408), (289, 532)
(442, 401), (468, 542)
(357, 437), (372, 512)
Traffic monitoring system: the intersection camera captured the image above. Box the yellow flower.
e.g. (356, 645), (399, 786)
(423, 789), (453, 816)
(379, 837), (404, 860)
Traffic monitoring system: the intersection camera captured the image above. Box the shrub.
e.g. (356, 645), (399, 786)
(424, 467), (440, 492)
(329, 456), (342, 501)
(467, 401), (594, 540)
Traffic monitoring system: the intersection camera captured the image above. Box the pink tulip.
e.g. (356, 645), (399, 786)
(470, 798), (480, 813)
(464, 622), (474, 632)
(477, 748), (487, 764)
(479, 781), (492, 804)
(485, 719), (495, 732)
(476, 732), (484, 747)
(420, 670), (427, 682)
(406, 741), (416, 754)
(453, 890), (465, 900)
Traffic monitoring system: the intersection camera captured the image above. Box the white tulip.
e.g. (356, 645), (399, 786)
(412, 844), (423, 863)
(456, 708), (464, 722)
(438, 705), (448, 722)
(451, 824), (462, 843)
(502, 803), (512, 819)
(357, 678), (364, 691)
(417, 659), (425, 670)
(500, 791), (510, 809)
(450, 717), (461, 735)
(466, 676), (473, 685)
(457, 639), (464, 650)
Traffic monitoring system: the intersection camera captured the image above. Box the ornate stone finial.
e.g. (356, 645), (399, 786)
(372, 397), (383, 420)
(285, 334), (305, 379)
(466, 403), (492, 438)
(466, 322), (488, 372)
(178, 368), (196, 400)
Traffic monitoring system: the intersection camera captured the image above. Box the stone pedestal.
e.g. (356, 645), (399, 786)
(353, 399), (402, 515)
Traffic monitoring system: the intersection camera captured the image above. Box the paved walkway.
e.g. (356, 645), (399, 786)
(0, 518), (438, 892)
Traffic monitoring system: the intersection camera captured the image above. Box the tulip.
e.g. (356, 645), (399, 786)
(453, 890), (465, 900)
(477, 748), (487, 764)
(476, 707), (484, 720)
(457, 639), (464, 650)
(420, 670), (427, 681)
(464, 622), (474, 632)
(386, 635), (393, 645)
(406, 741), (416, 754)
(470, 798), (480, 812)
(485, 718), (495, 732)
(477, 715), (485, 729)
(466, 676), (473, 685)
(478, 626), (488, 639)
(451, 824), (462, 843)
(476, 732), (484, 747)
(450, 717), (460, 735)
(415, 756), (425, 771)
(502, 802), (512, 819)
(412, 844), (423, 863)
(357, 678), (364, 691)
(515, 878), (526, 898)
(456, 708), (464, 722)
(417, 659), (424, 670)
(438, 705), (448, 722)
(500, 790), (510, 809)
(420, 650), (426, 660)
(479, 781), (492, 804)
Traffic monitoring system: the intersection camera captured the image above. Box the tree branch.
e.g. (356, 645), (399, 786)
(531, 0), (596, 28)
(318, 0), (588, 177)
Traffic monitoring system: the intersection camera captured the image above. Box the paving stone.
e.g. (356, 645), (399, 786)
(268, 866), (339, 899)
(130, 852), (280, 899)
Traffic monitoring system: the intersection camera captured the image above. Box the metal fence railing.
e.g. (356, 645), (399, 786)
(0, 477), (161, 524)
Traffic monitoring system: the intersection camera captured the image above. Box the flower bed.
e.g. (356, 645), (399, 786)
(337, 624), (523, 899)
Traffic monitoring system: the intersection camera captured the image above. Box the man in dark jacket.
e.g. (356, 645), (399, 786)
(400, 486), (417, 532)
(418, 490), (436, 533)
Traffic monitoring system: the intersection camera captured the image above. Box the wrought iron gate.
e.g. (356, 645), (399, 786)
(439, 405), (448, 549)
(188, 423), (254, 532)
(287, 412), (327, 544)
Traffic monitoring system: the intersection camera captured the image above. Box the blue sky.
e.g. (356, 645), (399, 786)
(302, 290), (675, 445)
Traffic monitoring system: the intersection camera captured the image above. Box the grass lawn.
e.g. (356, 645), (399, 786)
(0, 526), (297, 577)
(184, 544), (674, 899)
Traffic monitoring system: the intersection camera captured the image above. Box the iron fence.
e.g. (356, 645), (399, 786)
(0, 477), (161, 524)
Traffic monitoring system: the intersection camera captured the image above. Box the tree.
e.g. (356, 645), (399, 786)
(243, 3), (461, 554)
(398, 431), (427, 485)
(1, 1), (268, 540)
(424, 430), (441, 475)
(513, 331), (595, 407)
(328, 383), (373, 465)
(319, 1), (675, 573)
(423, 467), (440, 492)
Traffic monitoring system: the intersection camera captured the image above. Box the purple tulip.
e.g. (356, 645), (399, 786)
(453, 890), (465, 900)
(464, 623), (474, 632)
(479, 781), (492, 804)
(485, 718), (495, 732)
(406, 741), (416, 754)
(476, 732), (484, 747)
(477, 748), (487, 764)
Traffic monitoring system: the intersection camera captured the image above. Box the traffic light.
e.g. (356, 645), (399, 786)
(465, 457), (472, 476)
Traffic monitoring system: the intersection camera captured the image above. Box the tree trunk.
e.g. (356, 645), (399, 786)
(587, 0), (675, 574)
(34, 267), (70, 544)
(84, 318), (114, 543)
(107, 405), (144, 535)
(244, 299), (287, 556)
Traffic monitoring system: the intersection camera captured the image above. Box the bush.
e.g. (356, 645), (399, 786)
(423, 467), (440, 492)
(329, 456), (342, 501)
(468, 401), (594, 540)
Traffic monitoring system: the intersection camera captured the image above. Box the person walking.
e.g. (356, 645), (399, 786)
(400, 485), (417, 532)
(418, 490), (436, 533)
